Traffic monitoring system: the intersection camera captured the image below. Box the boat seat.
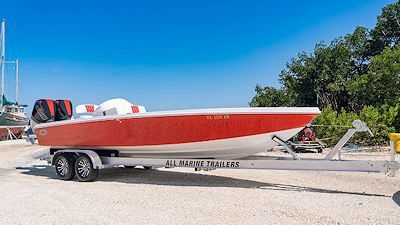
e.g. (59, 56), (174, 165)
(93, 98), (146, 117)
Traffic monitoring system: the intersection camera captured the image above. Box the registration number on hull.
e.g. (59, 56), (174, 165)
(206, 115), (230, 120)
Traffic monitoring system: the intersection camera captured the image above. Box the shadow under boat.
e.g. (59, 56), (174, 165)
(16, 164), (393, 199)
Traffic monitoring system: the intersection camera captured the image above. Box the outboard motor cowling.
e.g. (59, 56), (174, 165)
(55, 100), (73, 121)
(31, 99), (56, 124)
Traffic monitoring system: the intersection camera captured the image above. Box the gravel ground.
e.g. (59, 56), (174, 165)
(0, 140), (399, 225)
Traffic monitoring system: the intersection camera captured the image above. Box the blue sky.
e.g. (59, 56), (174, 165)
(0, 0), (395, 111)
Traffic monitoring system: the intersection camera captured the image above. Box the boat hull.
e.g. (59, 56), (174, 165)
(35, 108), (320, 159)
(0, 112), (29, 126)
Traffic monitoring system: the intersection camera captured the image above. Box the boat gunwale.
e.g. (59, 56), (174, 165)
(35, 107), (321, 129)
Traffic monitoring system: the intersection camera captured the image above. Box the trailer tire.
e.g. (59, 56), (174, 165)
(124, 166), (136, 169)
(75, 155), (98, 182)
(54, 154), (75, 180)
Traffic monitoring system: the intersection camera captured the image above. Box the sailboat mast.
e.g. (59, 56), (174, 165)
(1, 19), (5, 104)
(15, 58), (18, 104)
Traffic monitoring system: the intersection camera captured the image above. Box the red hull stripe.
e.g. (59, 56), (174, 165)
(36, 113), (318, 147)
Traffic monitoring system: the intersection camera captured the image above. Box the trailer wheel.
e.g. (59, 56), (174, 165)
(54, 154), (75, 180)
(75, 155), (98, 182)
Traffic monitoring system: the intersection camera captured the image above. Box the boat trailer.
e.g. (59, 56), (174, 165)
(43, 120), (400, 182)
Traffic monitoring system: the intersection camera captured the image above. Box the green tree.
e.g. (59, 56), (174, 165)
(280, 38), (357, 111)
(348, 46), (400, 110)
(251, 2), (399, 112)
(370, 1), (400, 53)
(249, 85), (288, 107)
(344, 27), (371, 75)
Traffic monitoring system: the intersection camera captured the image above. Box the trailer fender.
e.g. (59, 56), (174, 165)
(51, 149), (104, 169)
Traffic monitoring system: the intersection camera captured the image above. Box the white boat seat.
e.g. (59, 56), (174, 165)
(93, 98), (146, 117)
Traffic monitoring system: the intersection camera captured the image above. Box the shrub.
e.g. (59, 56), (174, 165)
(313, 104), (398, 146)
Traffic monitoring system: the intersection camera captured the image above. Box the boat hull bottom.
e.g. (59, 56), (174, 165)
(50, 127), (303, 159)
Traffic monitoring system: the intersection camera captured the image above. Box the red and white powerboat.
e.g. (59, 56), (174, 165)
(31, 99), (398, 182)
(32, 99), (320, 159)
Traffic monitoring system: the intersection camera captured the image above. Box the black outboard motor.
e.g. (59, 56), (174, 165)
(31, 99), (56, 124)
(55, 100), (73, 121)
